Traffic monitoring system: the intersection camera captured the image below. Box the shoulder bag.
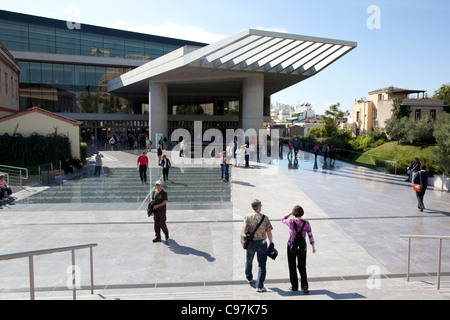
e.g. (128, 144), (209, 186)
(413, 171), (423, 192)
(241, 215), (265, 250)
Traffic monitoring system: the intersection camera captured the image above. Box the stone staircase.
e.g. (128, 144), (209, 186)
(17, 166), (231, 209)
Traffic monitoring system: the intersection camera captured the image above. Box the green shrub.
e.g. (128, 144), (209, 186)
(80, 143), (88, 165)
(0, 133), (71, 172)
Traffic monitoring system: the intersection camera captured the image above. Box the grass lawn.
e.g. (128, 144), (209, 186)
(355, 142), (437, 173)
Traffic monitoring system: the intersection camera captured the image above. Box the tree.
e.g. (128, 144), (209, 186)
(312, 103), (344, 138)
(432, 83), (450, 112)
(384, 116), (409, 144)
(406, 115), (434, 144)
(432, 113), (450, 175)
(392, 97), (411, 118)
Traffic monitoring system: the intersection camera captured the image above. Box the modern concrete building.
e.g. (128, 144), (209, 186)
(0, 10), (357, 147)
(109, 29), (357, 143)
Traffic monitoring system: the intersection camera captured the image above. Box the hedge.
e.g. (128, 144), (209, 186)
(0, 133), (71, 172)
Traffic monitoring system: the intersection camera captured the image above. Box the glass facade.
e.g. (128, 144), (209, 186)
(18, 61), (133, 113)
(0, 10), (200, 60)
(0, 10), (207, 143)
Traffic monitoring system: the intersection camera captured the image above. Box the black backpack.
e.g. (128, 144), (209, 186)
(289, 220), (306, 254)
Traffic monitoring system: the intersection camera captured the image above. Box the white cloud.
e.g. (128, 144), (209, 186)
(104, 20), (227, 44)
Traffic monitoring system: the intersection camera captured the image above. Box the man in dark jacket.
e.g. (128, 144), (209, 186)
(413, 165), (434, 212)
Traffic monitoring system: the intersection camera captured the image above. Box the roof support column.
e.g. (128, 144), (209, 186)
(149, 81), (168, 143)
(242, 74), (264, 132)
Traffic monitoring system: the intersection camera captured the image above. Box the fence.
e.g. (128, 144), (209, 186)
(0, 243), (98, 300)
(400, 235), (450, 289)
(0, 164), (28, 187)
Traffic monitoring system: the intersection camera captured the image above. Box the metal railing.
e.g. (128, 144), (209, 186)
(0, 243), (98, 300)
(400, 235), (450, 289)
(0, 164), (28, 187)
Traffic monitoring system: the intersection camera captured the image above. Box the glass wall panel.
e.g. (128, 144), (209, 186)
(75, 65), (86, 87)
(85, 66), (97, 86)
(53, 64), (64, 85)
(18, 61), (30, 83)
(41, 63), (53, 85)
(63, 64), (75, 85)
(29, 62), (42, 83)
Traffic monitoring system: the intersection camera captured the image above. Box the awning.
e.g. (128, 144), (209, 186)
(108, 29), (357, 97)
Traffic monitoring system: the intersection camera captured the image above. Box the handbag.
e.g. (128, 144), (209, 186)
(289, 220), (306, 254)
(413, 171), (423, 192)
(241, 215), (265, 250)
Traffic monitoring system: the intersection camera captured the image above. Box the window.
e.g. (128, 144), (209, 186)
(430, 109), (436, 120)
(5, 72), (8, 94)
(415, 109), (421, 121)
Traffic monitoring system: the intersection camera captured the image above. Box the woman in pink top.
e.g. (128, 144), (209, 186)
(282, 205), (316, 294)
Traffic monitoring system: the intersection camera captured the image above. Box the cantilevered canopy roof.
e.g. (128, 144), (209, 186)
(108, 29), (357, 97)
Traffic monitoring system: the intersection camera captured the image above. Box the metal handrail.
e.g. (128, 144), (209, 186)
(0, 243), (98, 300)
(400, 235), (450, 289)
(0, 164), (28, 187)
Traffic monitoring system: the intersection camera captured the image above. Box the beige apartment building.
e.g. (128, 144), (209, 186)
(352, 87), (447, 136)
(0, 42), (20, 118)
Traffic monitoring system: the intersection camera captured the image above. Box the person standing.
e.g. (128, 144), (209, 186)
(282, 205), (316, 294)
(151, 180), (169, 242)
(313, 144), (320, 160)
(323, 143), (329, 164)
(146, 137), (152, 152)
(137, 151), (149, 184)
(220, 152), (226, 180)
(406, 157), (421, 182)
(94, 151), (104, 177)
(245, 143), (250, 167)
(287, 140), (293, 159)
(160, 154), (171, 183)
(179, 139), (186, 157)
(293, 139), (300, 158)
(413, 165), (434, 212)
(243, 199), (273, 293)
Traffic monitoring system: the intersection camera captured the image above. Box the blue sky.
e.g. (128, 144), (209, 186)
(1, 0), (449, 114)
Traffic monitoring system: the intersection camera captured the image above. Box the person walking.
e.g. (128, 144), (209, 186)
(137, 151), (149, 184)
(243, 199), (273, 293)
(94, 151), (104, 177)
(151, 180), (169, 242)
(157, 144), (163, 165)
(413, 165), (434, 212)
(406, 157), (421, 182)
(160, 154), (171, 183)
(282, 205), (316, 294)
